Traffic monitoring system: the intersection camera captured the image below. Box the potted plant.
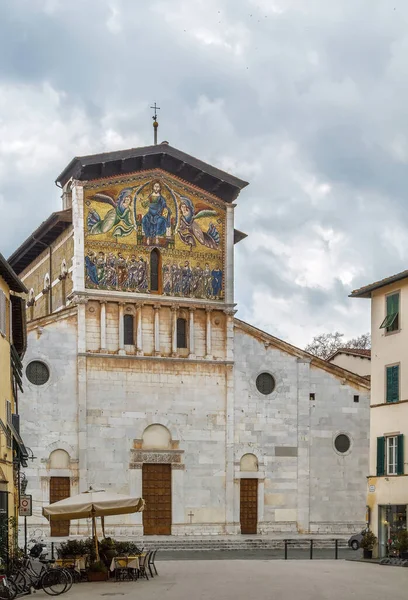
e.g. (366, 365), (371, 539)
(87, 561), (108, 582)
(394, 530), (408, 559)
(360, 530), (377, 559)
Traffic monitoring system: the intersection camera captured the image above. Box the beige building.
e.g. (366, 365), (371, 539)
(327, 348), (371, 378)
(0, 252), (28, 553)
(351, 270), (408, 557)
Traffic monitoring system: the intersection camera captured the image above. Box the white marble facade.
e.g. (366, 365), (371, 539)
(18, 171), (370, 539)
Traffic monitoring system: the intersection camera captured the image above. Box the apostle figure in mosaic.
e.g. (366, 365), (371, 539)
(211, 265), (223, 298)
(137, 257), (148, 292)
(173, 263), (182, 296)
(140, 181), (171, 245)
(203, 263), (212, 298)
(127, 255), (139, 290)
(117, 253), (128, 288)
(87, 188), (135, 238)
(85, 251), (99, 286)
(96, 252), (106, 285)
(163, 263), (172, 295)
(178, 196), (219, 250)
(192, 264), (203, 298)
(105, 253), (117, 288)
(182, 261), (193, 296)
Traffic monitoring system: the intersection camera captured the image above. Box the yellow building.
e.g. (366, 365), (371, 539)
(0, 252), (28, 555)
(351, 271), (408, 557)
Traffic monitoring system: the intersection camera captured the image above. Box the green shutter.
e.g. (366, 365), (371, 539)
(387, 294), (399, 315)
(386, 365), (399, 403)
(397, 434), (404, 476)
(377, 436), (385, 476)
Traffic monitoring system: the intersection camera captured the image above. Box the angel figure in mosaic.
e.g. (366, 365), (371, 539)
(178, 196), (220, 250)
(87, 187), (135, 238)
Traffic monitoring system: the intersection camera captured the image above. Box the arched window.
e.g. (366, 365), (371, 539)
(124, 314), (134, 345)
(177, 317), (187, 348)
(150, 249), (161, 292)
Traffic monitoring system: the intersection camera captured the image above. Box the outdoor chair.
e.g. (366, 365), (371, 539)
(138, 552), (150, 581)
(114, 557), (137, 582)
(148, 550), (158, 576)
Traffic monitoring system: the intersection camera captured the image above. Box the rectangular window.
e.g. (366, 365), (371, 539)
(387, 436), (398, 475)
(380, 292), (399, 332)
(377, 435), (404, 476)
(386, 365), (399, 403)
(353, 395), (359, 403)
(177, 318), (187, 349)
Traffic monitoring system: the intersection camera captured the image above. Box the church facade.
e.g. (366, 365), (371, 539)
(9, 143), (370, 538)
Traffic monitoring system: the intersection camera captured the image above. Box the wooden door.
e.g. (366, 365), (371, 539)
(142, 464), (172, 535)
(240, 478), (258, 534)
(49, 477), (70, 537)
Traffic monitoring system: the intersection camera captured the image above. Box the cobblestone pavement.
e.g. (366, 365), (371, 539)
(32, 560), (407, 600)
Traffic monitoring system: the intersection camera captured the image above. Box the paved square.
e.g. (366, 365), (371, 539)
(34, 560), (407, 600)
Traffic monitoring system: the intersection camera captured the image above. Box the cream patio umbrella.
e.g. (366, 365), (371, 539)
(42, 489), (145, 561)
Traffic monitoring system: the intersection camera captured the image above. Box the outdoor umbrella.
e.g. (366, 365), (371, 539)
(42, 489), (145, 561)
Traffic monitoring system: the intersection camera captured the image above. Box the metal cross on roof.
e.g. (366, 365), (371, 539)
(150, 102), (160, 122)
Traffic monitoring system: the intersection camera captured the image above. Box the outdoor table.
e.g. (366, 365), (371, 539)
(56, 557), (87, 572)
(110, 555), (140, 575)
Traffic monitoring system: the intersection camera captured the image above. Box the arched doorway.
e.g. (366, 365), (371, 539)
(49, 450), (71, 537)
(142, 425), (172, 535)
(240, 454), (258, 534)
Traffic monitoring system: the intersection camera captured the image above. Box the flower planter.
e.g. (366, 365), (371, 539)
(363, 549), (373, 559)
(87, 571), (108, 582)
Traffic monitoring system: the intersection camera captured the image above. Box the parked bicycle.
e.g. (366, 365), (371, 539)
(0, 574), (17, 600)
(8, 556), (73, 596)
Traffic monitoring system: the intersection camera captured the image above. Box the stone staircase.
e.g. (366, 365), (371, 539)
(140, 536), (349, 551)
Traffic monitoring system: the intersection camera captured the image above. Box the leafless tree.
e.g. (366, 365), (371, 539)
(304, 332), (371, 360)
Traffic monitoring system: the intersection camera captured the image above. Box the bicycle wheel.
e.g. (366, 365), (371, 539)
(8, 570), (31, 596)
(60, 569), (73, 592)
(41, 569), (69, 596)
(0, 579), (17, 600)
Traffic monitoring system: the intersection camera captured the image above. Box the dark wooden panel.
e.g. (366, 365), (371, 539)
(143, 464), (172, 535)
(50, 477), (70, 537)
(240, 478), (258, 534)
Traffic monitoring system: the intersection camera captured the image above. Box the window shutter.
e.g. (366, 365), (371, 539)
(386, 365), (399, 403)
(377, 436), (385, 476)
(0, 290), (6, 336)
(397, 434), (404, 476)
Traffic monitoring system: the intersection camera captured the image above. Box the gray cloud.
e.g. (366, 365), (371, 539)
(2, 0), (408, 346)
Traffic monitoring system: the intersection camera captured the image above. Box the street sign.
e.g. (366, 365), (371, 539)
(19, 495), (32, 517)
(369, 485), (375, 493)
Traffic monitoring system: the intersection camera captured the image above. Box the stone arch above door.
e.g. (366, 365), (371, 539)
(130, 423), (184, 470)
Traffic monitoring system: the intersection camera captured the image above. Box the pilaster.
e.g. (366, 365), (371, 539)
(71, 182), (85, 292)
(171, 304), (178, 357)
(118, 302), (125, 355)
(205, 306), (213, 359)
(153, 304), (160, 355)
(297, 358), (311, 533)
(100, 301), (106, 351)
(136, 303), (144, 355)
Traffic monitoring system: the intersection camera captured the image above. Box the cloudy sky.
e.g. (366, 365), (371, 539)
(1, 0), (408, 348)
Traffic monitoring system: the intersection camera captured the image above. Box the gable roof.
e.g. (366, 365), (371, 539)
(328, 348), (371, 361)
(56, 143), (249, 204)
(350, 269), (408, 298)
(234, 318), (370, 390)
(0, 252), (27, 293)
(8, 209), (72, 275)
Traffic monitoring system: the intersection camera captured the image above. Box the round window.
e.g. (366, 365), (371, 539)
(256, 372), (275, 395)
(334, 434), (351, 454)
(26, 361), (50, 386)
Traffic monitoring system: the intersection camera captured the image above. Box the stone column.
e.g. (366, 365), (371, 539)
(189, 307), (195, 358)
(136, 303), (143, 355)
(154, 304), (160, 355)
(171, 304), (178, 357)
(297, 358), (311, 533)
(71, 183), (85, 292)
(225, 204), (235, 305)
(100, 301), (106, 351)
(118, 302), (125, 355)
(76, 297), (88, 492)
(205, 306), (212, 359)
